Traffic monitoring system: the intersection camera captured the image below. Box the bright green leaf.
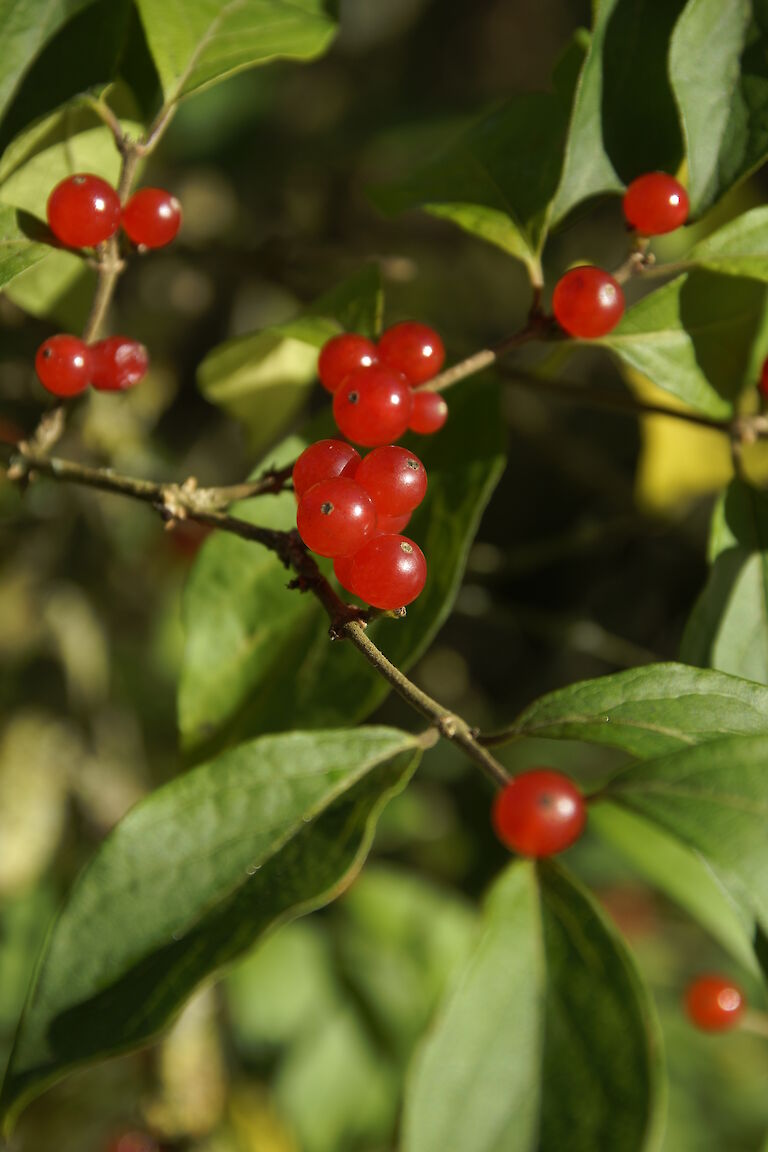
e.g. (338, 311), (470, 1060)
(538, 862), (665, 1152)
(682, 480), (768, 684)
(0, 204), (50, 289)
(401, 861), (543, 1152)
(179, 378), (505, 752)
(134, 0), (337, 104)
(607, 733), (768, 955)
(670, 0), (768, 216)
(594, 272), (768, 417)
(590, 804), (758, 973)
(689, 206), (768, 282)
(198, 264), (382, 453)
(0, 726), (420, 1131)
(508, 662), (768, 757)
(2, 247), (94, 327)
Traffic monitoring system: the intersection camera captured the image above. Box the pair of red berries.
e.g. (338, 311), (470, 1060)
(319, 322), (448, 447)
(35, 334), (148, 397)
(294, 439), (427, 609)
(552, 171), (689, 340)
(47, 174), (182, 250)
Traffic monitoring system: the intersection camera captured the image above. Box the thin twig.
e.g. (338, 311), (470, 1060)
(5, 448), (509, 787)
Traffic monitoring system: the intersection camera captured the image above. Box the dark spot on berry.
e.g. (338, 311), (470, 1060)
(43, 348), (52, 358)
(400, 542), (413, 554)
(348, 391), (359, 405)
(73, 175), (86, 185)
(537, 793), (555, 810)
(320, 501), (334, 515)
(406, 458), (420, 470)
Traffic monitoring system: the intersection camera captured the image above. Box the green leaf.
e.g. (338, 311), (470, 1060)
(134, 0), (337, 104)
(590, 803), (758, 973)
(670, 0), (768, 216)
(0, 87), (143, 219)
(508, 662), (768, 757)
(0, 726), (420, 1131)
(401, 861), (543, 1152)
(0, 0), (97, 123)
(607, 733), (768, 957)
(179, 377), (505, 751)
(2, 247), (94, 327)
(682, 480), (768, 684)
(402, 861), (664, 1152)
(198, 264), (382, 453)
(0, 205), (50, 289)
(538, 862), (665, 1152)
(689, 206), (768, 282)
(594, 272), (768, 417)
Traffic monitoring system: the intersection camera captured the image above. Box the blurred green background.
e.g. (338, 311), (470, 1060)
(2, 1), (768, 1149)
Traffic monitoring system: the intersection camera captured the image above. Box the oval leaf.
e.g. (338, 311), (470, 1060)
(179, 377), (505, 752)
(508, 662), (768, 757)
(0, 204), (50, 288)
(134, 0), (337, 104)
(689, 206), (768, 282)
(0, 726), (420, 1131)
(0, 0), (97, 123)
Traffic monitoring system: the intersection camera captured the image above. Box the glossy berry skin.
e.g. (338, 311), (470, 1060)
(759, 357), (768, 400)
(409, 390), (448, 434)
(378, 321), (445, 385)
(376, 510), (411, 534)
(293, 439), (360, 498)
(552, 266), (625, 339)
(685, 975), (744, 1032)
(122, 187), (182, 248)
(297, 477), (376, 558)
(318, 334), (377, 393)
(623, 173), (689, 236)
(47, 173), (121, 248)
(348, 534), (427, 609)
(333, 365), (413, 447)
(333, 553), (357, 594)
(492, 769), (586, 857)
(90, 336), (149, 391)
(35, 335), (91, 397)
(356, 445), (427, 517)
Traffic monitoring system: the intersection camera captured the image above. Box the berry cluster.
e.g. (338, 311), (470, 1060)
(36, 334), (148, 397)
(294, 322), (446, 610)
(47, 174), (181, 251)
(34, 175), (181, 398)
(551, 171), (689, 340)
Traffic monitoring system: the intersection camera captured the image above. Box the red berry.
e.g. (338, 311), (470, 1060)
(759, 357), (768, 400)
(356, 445), (427, 517)
(122, 188), (182, 248)
(552, 266), (625, 339)
(333, 365), (413, 447)
(292, 439), (360, 498)
(376, 511), (411, 534)
(348, 534), (426, 609)
(685, 975), (744, 1032)
(107, 1133), (158, 1152)
(35, 335), (91, 397)
(333, 554), (357, 593)
(318, 334), (378, 393)
(623, 173), (689, 235)
(378, 322), (445, 385)
(90, 336), (149, 391)
(409, 390), (448, 434)
(46, 173), (121, 248)
(492, 769), (586, 857)
(296, 478), (376, 558)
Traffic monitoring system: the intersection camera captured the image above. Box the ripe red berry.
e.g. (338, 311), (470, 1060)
(409, 389), (448, 434)
(333, 553), (357, 594)
(318, 334), (378, 393)
(623, 173), (689, 236)
(122, 188), (182, 248)
(333, 365), (413, 447)
(46, 173), (121, 248)
(90, 336), (149, 391)
(759, 357), (768, 400)
(552, 266), (625, 339)
(356, 445), (427, 517)
(35, 335), (91, 397)
(376, 511), (411, 534)
(348, 534), (427, 609)
(292, 439), (361, 498)
(296, 477), (376, 558)
(492, 769), (586, 857)
(378, 322), (445, 385)
(685, 975), (744, 1032)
